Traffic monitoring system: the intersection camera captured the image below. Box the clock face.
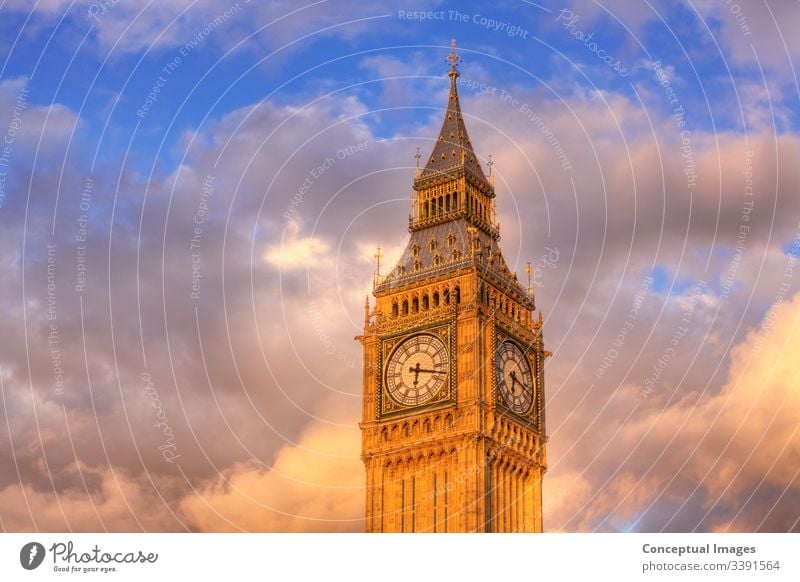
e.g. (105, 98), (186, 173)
(385, 333), (450, 407)
(495, 339), (534, 415)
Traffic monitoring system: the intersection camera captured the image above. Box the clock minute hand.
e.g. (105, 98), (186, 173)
(415, 367), (445, 374)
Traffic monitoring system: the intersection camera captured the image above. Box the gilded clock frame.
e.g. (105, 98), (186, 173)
(377, 320), (456, 419)
(492, 325), (539, 425)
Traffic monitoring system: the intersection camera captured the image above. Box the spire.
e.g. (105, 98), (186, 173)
(420, 39), (487, 182)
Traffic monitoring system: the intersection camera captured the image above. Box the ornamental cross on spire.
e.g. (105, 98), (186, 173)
(447, 39), (461, 77)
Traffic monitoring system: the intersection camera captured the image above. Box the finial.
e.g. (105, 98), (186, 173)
(487, 154), (493, 176)
(538, 310), (543, 324)
(466, 225), (479, 256)
(364, 295), (370, 326)
(526, 261), (533, 292)
(374, 246), (383, 276)
(446, 39), (461, 78)
(415, 147), (421, 168)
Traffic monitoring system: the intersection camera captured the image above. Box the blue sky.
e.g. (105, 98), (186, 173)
(3, 1), (796, 175)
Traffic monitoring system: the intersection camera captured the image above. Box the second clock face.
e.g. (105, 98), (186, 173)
(495, 339), (534, 415)
(385, 333), (449, 407)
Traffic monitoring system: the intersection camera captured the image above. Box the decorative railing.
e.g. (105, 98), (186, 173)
(409, 208), (466, 230)
(413, 162), (494, 193)
(374, 258), (472, 292)
(377, 304), (457, 334)
(409, 209), (499, 239)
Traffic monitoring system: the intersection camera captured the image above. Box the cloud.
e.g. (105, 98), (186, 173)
(0, 69), (384, 532)
(263, 220), (332, 271)
(545, 290), (800, 532)
(0, 463), (185, 532)
(6, 1), (431, 58)
(693, 0), (800, 75)
(180, 422), (364, 532)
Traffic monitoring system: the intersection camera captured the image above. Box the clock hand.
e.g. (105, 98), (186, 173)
(408, 362), (421, 387)
(415, 368), (445, 375)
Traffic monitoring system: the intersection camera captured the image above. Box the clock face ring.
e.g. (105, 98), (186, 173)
(495, 339), (534, 415)
(385, 333), (449, 407)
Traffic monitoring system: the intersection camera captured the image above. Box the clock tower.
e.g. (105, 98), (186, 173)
(358, 41), (548, 533)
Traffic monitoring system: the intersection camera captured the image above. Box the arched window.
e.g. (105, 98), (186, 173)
(402, 300), (409, 315)
(443, 289), (450, 305)
(433, 291), (440, 307)
(453, 192), (458, 209)
(452, 249), (460, 261)
(392, 302), (398, 317)
(412, 297), (419, 313)
(447, 233), (455, 247)
(433, 255), (442, 267)
(445, 193), (451, 212)
(422, 294), (429, 310)
(438, 196), (444, 215)
(423, 200), (429, 219)
(454, 286), (461, 304)
(413, 260), (421, 272)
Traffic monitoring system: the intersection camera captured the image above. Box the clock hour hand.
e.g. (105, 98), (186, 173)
(408, 362), (421, 387)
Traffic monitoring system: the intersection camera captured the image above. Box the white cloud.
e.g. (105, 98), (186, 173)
(263, 220), (332, 271)
(545, 291), (800, 531)
(180, 422), (364, 532)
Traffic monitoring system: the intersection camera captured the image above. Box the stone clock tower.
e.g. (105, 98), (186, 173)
(358, 41), (548, 533)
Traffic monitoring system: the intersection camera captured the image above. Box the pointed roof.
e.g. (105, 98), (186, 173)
(420, 40), (488, 182)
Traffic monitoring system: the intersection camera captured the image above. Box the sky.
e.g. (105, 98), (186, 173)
(0, 0), (799, 532)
